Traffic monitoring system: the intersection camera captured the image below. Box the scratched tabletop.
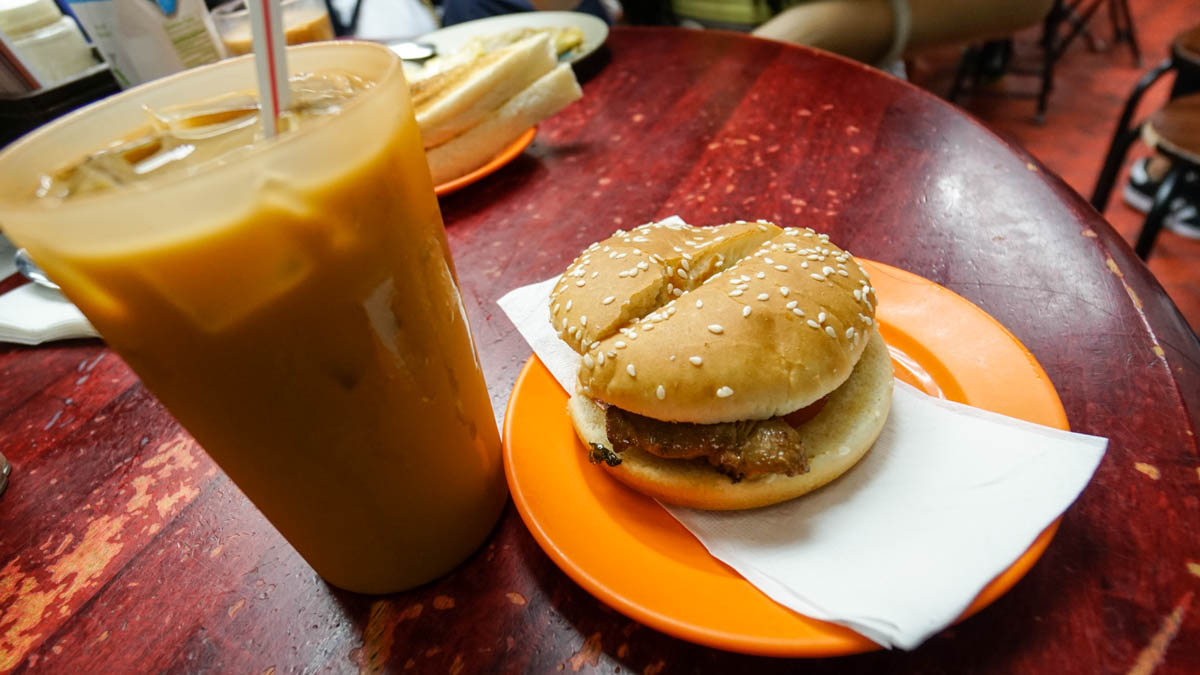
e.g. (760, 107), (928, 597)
(1, 27), (1198, 674)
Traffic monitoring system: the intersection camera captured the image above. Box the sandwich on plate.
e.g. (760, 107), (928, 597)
(408, 33), (582, 185)
(550, 219), (893, 510)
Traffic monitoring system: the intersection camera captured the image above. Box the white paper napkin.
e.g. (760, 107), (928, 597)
(0, 236), (98, 345)
(0, 283), (98, 345)
(497, 222), (1107, 650)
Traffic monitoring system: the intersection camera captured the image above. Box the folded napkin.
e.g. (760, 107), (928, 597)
(497, 222), (1107, 650)
(0, 236), (98, 345)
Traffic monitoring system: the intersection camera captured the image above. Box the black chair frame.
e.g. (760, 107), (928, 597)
(1090, 36), (1200, 259)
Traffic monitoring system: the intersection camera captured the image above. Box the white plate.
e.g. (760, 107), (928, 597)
(419, 11), (608, 64)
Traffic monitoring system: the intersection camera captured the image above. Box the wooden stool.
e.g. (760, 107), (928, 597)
(1128, 95), (1200, 257)
(1090, 23), (1200, 258)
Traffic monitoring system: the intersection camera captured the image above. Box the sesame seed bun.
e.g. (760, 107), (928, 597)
(569, 327), (892, 510)
(551, 221), (880, 424)
(551, 220), (894, 510)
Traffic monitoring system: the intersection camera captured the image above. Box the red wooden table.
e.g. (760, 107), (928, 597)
(2, 27), (1199, 673)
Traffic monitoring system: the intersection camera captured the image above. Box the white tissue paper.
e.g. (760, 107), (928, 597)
(0, 236), (98, 345)
(496, 219), (1107, 650)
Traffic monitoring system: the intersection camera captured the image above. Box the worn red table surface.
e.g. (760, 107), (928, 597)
(2, 27), (1198, 674)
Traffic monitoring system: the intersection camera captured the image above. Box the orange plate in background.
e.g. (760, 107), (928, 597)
(434, 127), (536, 197)
(501, 260), (1070, 657)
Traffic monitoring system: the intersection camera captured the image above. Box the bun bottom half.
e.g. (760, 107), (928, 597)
(568, 327), (894, 510)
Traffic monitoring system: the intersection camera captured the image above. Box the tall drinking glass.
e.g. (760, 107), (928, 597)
(0, 42), (507, 594)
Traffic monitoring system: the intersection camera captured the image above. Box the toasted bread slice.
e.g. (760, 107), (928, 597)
(426, 63), (581, 185)
(411, 33), (557, 149)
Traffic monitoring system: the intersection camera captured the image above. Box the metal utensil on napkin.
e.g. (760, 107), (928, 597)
(14, 248), (58, 290)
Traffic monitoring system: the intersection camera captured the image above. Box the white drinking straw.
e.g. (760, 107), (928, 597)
(247, 0), (291, 137)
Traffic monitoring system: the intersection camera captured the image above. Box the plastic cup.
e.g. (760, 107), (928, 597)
(0, 42), (508, 594)
(212, 0), (335, 57)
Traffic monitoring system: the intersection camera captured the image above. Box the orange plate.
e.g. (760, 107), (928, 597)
(434, 127), (537, 197)
(502, 260), (1069, 657)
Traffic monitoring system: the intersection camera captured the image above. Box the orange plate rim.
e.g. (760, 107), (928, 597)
(434, 127), (537, 197)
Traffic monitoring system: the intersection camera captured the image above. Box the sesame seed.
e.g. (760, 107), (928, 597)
(708, 324), (724, 334)
(553, 303), (560, 313)
(845, 327), (855, 339)
(807, 319), (820, 329)
(792, 307), (805, 317)
(838, 269), (849, 276)
(716, 386), (735, 398)
(643, 323), (655, 331)
(580, 315), (588, 327)
(672, 288), (683, 297)
(615, 341), (627, 348)
(818, 312), (826, 323)
(576, 280), (586, 287)
(743, 306), (752, 317)
(779, 287), (789, 297)
(775, 265), (789, 272)
(627, 364), (637, 377)
(696, 299), (704, 308)
(825, 326), (837, 338)
(591, 341), (600, 350)
(603, 296), (615, 305)
(764, 257), (774, 264)
(680, 259), (690, 271)
(656, 385), (666, 400)
(730, 289), (743, 297)
(565, 300), (573, 311)
(583, 354), (594, 367)
(810, 273), (826, 281)
(854, 289), (862, 300)
(689, 356), (703, 366)
(669, 354), (676, 361)
(561, 317), (568, 328)
(801, 261), (809, 269)
(638, 261), (649, 270)
(757, 293), (770, 301)
(823, 266), (835, 276)
(756, 272), (766, 279)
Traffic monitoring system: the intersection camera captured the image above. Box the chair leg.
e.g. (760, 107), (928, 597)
(1090, 57), (1174, 212)
(1135, 165), (1182, 259)
(1037, 5), (1062, 123)
(949, 45), (981, 102)
(1108, 0), (1137, 65)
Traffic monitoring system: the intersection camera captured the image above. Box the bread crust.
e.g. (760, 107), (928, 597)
(551, 221), (879, 423)
(569, 327), (894, 510)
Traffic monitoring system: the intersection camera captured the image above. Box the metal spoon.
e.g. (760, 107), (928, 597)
(14, 248), (58, 290)
(388, 40), (437, 62)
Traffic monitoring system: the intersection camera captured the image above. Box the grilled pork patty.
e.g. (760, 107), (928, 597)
(604, 406), (809, 481)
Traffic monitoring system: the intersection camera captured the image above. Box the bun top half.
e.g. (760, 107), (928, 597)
(549, 220), (878, 424)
